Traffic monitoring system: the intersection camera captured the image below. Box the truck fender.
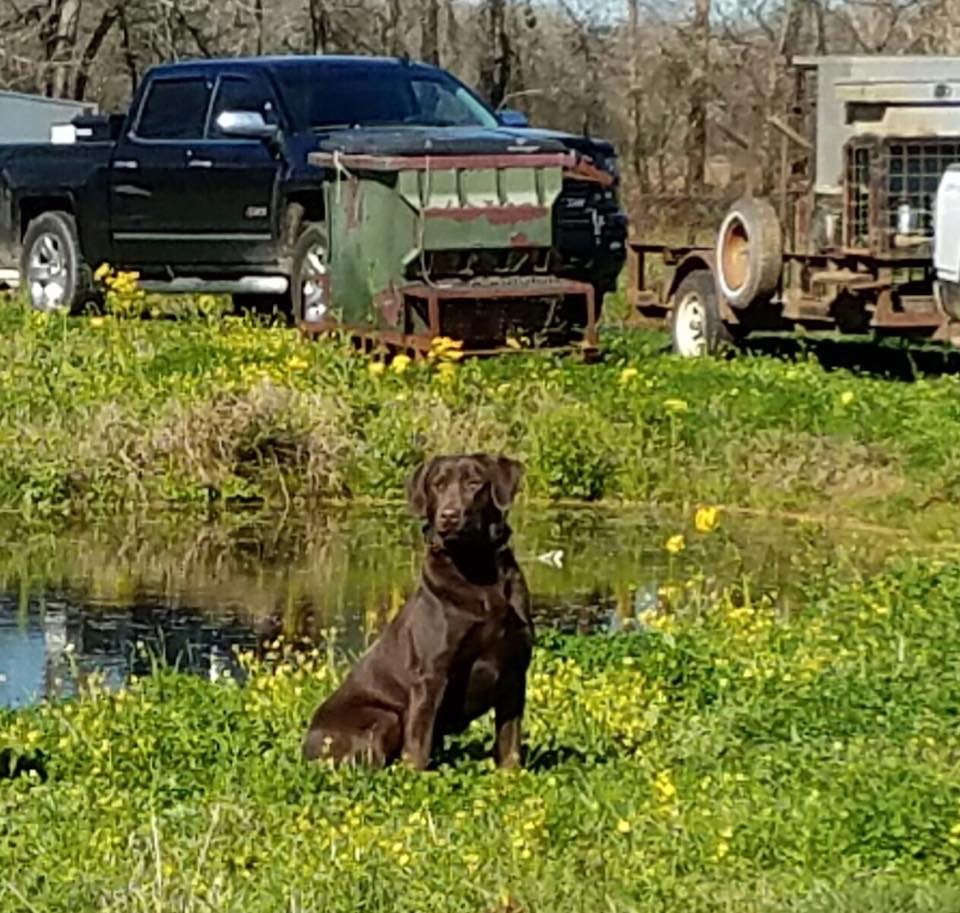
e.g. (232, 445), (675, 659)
(935, 165), (960, 286)
(666, 252), (739, 325)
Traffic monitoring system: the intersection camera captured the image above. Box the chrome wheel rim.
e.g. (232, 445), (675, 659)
(674, 292), (708, 357)
(301, 243), (329, 322)
(27, 232), (70, 313)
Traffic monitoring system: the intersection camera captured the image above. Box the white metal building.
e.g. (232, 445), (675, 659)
(0, 89), (95, 144)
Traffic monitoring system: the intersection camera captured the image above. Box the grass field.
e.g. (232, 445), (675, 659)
(3, 557), (960, 912)
(4, 294), (960, 538)
(4, 293), (960, 912)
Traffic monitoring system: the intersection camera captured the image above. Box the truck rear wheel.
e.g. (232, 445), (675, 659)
(290, 225), (330, 325)
(671, 270), (732, 357)
(20, 211), (93, 315)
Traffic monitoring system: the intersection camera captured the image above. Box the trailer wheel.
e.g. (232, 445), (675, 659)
(291, 225), (330, 325)
(716, 197), (782, 308)
(670, 270), (732, 358)
(20, 211), (93, 315)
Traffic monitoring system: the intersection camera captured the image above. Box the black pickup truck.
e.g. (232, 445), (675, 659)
(0, 55), (626, 320)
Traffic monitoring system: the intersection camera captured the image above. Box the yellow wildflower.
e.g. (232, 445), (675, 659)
(93, 263), (112, 282)
(368, 361), (386, 377)
(287, 355), (309, 372)
(665, 533), (685, 555)
(694, 506), (719, 533)
(616, 818), (632, 834)
(840, 390), (855, 406)
(654, 770), (677, 802)
(391, 354), (412, 374)
(428, 336), (465, 362)
(664, 398), (688, 413)
(619, 367), (639, 385)
(89, 316), (105, 328)
(435, 361), (457, 384)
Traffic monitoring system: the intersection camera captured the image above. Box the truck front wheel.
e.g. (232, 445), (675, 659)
(671, 270), (735, 358)
(20, 211), (93, 315)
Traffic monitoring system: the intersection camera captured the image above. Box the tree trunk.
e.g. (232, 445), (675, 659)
(421, 0), (440, 64)
(255, 0), (264, 55)
(686, 0), (710, 194)
(627, 0), (645, 190)
(118, 3), (140, 97)
(445, 0), (459, 61)
(73, 4), (120, 100)
(44, 0), (82, 98)
(309, 0), (330, 53)
(479, 0), (510, 109)
(387, 0), (405, 56)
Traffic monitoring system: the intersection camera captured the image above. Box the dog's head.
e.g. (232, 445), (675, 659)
(407, 453), (524, 545)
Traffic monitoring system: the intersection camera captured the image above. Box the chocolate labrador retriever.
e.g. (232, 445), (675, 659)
(302, 453), (533, 770)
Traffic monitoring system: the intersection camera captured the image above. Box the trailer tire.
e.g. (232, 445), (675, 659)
(290, 225), (330, 325)
(671, 270), (732, 358)
(716, 197), (782, 309)
(20, 211), (93, 315)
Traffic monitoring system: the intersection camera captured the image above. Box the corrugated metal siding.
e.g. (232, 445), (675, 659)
(0, 91), (95, 144)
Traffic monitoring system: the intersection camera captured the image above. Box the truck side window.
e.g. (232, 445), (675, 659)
(411, 79), (482, 127)
(208, 76), (279, 138)
(137, 77), (210, 140)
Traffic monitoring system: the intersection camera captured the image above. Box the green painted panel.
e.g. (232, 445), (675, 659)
(322, 161), (565, 329)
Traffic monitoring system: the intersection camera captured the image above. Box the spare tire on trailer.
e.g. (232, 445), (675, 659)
(715, 197), (783, 309)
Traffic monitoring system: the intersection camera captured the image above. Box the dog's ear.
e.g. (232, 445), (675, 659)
(489, 456), (524, 511)
(406, 458), (436, 518)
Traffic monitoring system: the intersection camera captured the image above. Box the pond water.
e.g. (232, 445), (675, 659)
(0, 504), (900, 709)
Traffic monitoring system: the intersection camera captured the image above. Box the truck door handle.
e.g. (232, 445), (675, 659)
(187, 159), (213, 169)
(114, 160), (139, 170)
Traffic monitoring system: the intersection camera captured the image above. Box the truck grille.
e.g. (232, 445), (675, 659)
(845, 139), (960, 252)
(554, 183), (623, 257)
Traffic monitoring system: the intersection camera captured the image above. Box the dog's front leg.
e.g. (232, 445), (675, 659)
(494, 678), (526, 769)
(403, 675), (444, 770)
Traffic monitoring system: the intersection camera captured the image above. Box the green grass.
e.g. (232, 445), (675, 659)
(5, 292), (960, 910)
(4, 294), (960, 535)
(4, 557), (960, 911)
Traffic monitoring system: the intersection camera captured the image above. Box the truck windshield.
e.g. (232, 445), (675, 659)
(272, 63), (500, 131)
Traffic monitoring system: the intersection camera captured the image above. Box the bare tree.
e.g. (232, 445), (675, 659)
(686, 0), (711, 193)
(422, 0), (440, 64)
(479, 0), (511, 108)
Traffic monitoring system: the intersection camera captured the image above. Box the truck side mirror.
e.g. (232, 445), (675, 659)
(497, 108), (529, 129)
(215, 110), (279, 141)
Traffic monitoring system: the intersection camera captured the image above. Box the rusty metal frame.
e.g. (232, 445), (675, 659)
(308, 150), (615, 189)
(299, 278), (598, 357)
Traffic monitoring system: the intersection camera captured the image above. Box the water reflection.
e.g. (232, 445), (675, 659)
(0, 505), (888, 708)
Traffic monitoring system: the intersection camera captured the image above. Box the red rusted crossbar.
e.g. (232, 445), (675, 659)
(299, 277), (598, 357)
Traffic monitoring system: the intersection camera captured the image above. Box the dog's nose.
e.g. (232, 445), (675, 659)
(438, 508), (461, 527)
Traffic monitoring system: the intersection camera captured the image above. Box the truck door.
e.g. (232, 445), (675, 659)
(109, 73), (215, 268)
(195, 71), (283, 265)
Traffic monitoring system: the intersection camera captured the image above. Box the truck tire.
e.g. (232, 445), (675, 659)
(20, 211), (93, 315)
(670, 270), (733, 358)
(290, 225), (330, 325)
(715, 197), (782, 309)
